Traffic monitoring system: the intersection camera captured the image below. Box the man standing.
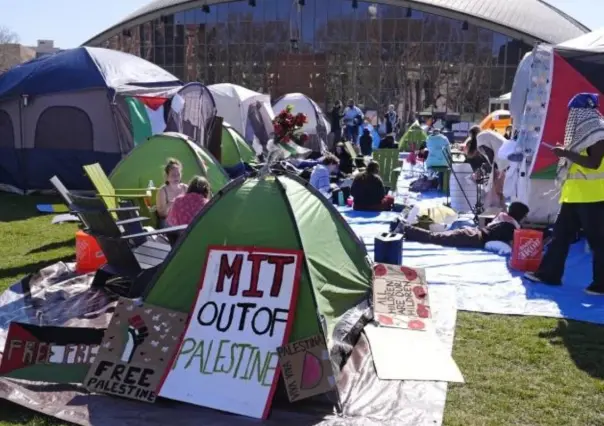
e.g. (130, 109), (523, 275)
(343, 99), (363, 143)
(525, 93), (604, 295)
(329, 100), (343, 149)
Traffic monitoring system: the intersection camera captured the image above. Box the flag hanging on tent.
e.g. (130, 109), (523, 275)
(125, 96), (169, 146)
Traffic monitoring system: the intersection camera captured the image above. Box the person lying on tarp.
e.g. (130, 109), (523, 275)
(392, 202), (529, 249)
(350, 161), (394, 211)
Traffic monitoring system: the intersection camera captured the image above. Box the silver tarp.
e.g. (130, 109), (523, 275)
(0, 262), (457, 425)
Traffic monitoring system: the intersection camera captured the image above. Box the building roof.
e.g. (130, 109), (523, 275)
(82, 0), (589, 46)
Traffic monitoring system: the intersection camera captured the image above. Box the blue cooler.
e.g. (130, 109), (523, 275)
(374, 233), (403, 265)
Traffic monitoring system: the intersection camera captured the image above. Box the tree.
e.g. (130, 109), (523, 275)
(0, 26), (20, 73)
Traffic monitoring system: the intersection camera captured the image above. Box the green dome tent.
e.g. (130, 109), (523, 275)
(398, 121), (427, 151)
(221, 121), (256, 167)
(109, 132), (229, 193)
(142, 173), (372, 340)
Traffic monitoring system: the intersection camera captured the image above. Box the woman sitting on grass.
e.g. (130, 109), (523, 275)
(350, 161), (394, 211)
(156, 158), (188, 228)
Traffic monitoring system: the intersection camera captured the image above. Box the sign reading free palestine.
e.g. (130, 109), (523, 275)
(159, 246), (303, 419)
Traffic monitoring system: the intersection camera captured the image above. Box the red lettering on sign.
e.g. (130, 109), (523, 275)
(268, 256), (295, 297)
(215, 254), (244, 296)
(243, 253), (268, 298)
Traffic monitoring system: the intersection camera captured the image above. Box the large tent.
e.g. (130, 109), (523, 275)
(0, 47), (182, 193)
(506, 29), (604, 223)
(208, 83), (274, 154)
(143, 173), (372, 339)
(109, 132), (229, 194)
(272, 93), (330, 142)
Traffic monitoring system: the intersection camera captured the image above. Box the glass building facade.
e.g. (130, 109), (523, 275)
(93, 0), (534, 121)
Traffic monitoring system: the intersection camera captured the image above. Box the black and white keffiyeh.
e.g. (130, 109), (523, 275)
(556, 107), (604, 185)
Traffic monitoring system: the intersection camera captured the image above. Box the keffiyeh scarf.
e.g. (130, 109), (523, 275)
(556, 107), (604, 186)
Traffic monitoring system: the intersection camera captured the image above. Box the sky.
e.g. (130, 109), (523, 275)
(0, 0), (602, 48)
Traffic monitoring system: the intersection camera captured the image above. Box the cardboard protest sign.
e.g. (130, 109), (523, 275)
(276, 334), (335, 402)
(0, 323), (104, 383)
(372, 263), (431, 331)
(84, 298), (188, 403)
(161, 246), (303, 419)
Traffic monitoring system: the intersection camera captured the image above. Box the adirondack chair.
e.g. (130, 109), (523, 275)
(68, 194), (187, 297)
(82, 163), (158, 228)
(344, 141), (366, 169)
(373, 149), (400, 190)
(50, 176), (88, 227)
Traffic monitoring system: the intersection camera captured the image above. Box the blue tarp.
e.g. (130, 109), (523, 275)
(356, 123), (381, 148)
(0, 46), (181, 99)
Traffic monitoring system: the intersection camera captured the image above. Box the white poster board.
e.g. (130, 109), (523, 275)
(160, 246), (303, 419)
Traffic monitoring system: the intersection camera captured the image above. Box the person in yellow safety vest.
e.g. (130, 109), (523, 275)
(525, 93), (604, 295)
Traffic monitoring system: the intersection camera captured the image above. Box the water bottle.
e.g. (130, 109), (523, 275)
(337, 190), (344, 206)
(147, 180), (155, 197)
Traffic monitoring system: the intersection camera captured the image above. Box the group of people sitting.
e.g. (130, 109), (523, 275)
(308, 152), (394, 211)
(155, 158), (211, 231)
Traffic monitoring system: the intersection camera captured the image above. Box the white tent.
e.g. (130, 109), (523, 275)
(208, 83), (274, 153)
(272, 93), (331, 137)
(557, 27), (604, 52)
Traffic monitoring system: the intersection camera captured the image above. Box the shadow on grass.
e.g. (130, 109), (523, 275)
(0, 256), (73, 282)
(0, 194), (64, 223)
(540, 319), (604, 380)
(0, 399), (64, 425)
(27, 239), (75, 255)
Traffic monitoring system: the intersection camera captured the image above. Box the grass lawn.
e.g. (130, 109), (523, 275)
(0, 193), (604, 425)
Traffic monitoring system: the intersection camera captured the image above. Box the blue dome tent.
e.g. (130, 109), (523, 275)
(0, 47), (182, 193)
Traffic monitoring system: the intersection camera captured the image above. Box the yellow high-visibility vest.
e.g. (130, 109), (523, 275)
(560, 149), (604, 203)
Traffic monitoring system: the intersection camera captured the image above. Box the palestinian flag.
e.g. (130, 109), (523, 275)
(529, 45), (604, 179)
(125, 96), (169, 146)
(0, 322), (105, 384)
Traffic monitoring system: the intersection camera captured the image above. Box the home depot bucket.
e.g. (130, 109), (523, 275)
(510, 229), (543, 272)
(75, 230), (106, 274)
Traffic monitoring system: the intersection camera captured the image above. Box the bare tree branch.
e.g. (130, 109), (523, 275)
(0, 26), (21, 73)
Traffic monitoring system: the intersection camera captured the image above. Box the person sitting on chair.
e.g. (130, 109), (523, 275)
(393, 202), (529, 249)
(350, 161), (394, 211)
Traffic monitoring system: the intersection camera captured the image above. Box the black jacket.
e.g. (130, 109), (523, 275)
(351, 173), (386, 210)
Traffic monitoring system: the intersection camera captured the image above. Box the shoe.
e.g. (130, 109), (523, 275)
(524, 272), (562, 286)
(585, 284), (604, 296)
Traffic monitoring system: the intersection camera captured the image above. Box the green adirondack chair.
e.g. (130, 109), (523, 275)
(83, 163), (157, 227)
(373, 149), (400, 190)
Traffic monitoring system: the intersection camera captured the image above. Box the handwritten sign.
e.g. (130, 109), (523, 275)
(0, 323), (104, 383)
(84, 298), (188, 403)
(372, 263), (431, 331)
(277, 334), (335, 402)
(160, 246), (302, 419)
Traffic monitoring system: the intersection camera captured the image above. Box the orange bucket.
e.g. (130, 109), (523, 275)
(75, 230), (107, 274)
(510, 229), (543, 272)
